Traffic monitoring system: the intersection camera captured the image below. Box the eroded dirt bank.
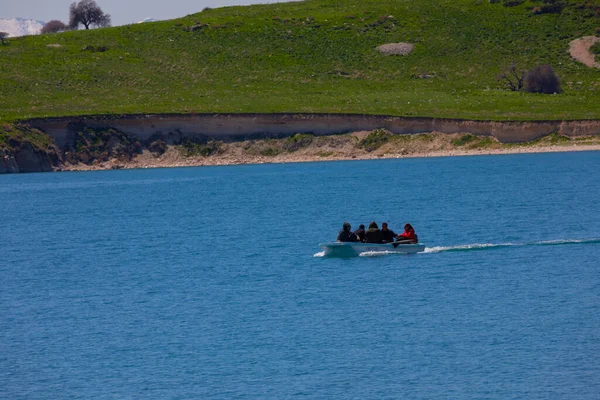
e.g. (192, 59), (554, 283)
(27, 113), (600, 149)
(3, 114), (600, 173)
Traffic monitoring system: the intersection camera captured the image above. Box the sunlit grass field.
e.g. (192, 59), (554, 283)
(0, 0), (598, 122)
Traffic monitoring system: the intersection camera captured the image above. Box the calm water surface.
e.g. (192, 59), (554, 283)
(1, 152), (599, 399)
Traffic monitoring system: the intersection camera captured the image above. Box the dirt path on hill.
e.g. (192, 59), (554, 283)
(569, 36), (600, 68)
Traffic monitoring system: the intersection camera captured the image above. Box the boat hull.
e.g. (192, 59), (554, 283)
(319, 242), (425, 257)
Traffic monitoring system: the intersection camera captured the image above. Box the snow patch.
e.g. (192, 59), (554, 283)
(0, 18), (44, 37)
(137, 18), (158, 24)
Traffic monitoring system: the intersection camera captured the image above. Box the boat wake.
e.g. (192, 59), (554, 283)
(424, 238), (600, 254)
(314, 250), (418, 257)
(359, 251), (399, 257)
(314, 238), (600, 257)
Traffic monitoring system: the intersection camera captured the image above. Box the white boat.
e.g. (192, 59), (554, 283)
(319, 241), (425, 257)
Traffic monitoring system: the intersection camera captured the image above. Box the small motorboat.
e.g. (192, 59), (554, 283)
(319, 241), (425, 257)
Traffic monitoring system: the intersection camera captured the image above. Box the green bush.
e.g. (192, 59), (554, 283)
(525, 64), (561, 94)
(242, 139), (283, 156)
(62, 127), (142, 164)
(545, 132), (571, 144)
(532, 0), (566, 15)
(358, 129), (391, 152)
(591, 42), (600, 56)
(502, 0), (525, 7)
(451, 134), (477, 146)
(283, 133), (314, 152)
(470, 136), (496, 148)
(0, 123), (53, 151)
(148, 139), (167, 155)
(316, 150), (334, 157)
(182, 139), (223, 156)
(260, 147), (280, 157)
(451, 134), (498, 148)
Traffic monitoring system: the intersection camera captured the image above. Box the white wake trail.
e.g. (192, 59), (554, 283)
(424, 238), (600, 253)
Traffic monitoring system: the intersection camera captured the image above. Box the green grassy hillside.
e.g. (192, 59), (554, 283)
(0, 0), (599, 122)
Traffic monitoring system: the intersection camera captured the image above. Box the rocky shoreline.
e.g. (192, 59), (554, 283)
(3, 118), (600, 174)
(52, 129), (600, 172)
(60, 142), (600, 173)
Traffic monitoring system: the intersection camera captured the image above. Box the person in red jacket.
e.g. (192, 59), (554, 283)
(396, 223), (418, 243)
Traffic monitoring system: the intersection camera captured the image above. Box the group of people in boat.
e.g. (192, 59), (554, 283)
(337, 222), (418, 244)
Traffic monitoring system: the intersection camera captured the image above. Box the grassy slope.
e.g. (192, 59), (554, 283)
(0, 0), (599, 122)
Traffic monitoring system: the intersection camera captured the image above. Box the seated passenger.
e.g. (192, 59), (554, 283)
(337, 222), (358, 242)
(353, 224), (366, 243)
(381, 222), (397, 243)
(365, 221), (384, 244)
(396, 223), (418, 243)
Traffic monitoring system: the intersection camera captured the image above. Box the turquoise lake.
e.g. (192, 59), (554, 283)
(1, 152), (599, 399)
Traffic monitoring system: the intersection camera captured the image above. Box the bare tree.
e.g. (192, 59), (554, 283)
(497, 63), (525, 91)
(69, 0), (111, 30)
(41, 20), (68, 34)
(0, 32), (8, 45)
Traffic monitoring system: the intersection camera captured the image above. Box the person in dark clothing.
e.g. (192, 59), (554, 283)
(381, 222), (397, 243)
(353, 224), (366, 243)
(365, 221), (384, 244)
(337, 222), (358, 242)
